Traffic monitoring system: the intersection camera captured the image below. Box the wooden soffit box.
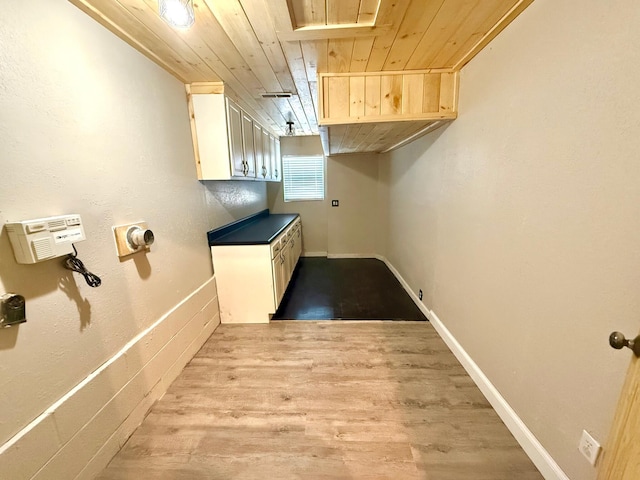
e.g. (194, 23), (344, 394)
(318, 70), (458, 154)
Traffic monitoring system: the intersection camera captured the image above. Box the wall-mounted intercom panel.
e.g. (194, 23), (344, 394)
(5, 214), (86, 264)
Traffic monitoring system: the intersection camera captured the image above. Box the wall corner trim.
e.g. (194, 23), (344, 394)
(380, 256), (570, 480)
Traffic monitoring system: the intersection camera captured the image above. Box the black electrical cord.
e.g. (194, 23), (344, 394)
(64, 244), (102, 288)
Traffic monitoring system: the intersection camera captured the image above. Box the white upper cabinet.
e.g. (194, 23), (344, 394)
(188, 88), (280, 182)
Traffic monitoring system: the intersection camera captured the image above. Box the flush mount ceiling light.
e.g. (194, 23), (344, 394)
(158, 0), (195, 30)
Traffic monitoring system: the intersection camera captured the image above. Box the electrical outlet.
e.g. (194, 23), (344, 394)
(419, 289), (423, 300)
(578, 430), (601, 466)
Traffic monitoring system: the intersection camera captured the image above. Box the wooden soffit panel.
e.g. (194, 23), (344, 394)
(318, 70), (458, 125)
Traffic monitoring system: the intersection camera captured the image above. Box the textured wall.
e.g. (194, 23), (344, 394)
(268, 136), (329, 254)
(269, 137), (388, 257)
(0, 0), (266, 447)
(384, 0), (640, 478)
(327, 154), (386, 256)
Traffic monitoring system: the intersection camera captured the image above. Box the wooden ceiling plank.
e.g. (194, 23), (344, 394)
(358, 0), (380, 24)
(363, 122), (396, 152)
(404, 0), (479, 70)
(316, 39), (329, 73)
(300, 40), (324, 79)
(381, 0), (445, 71)
(350, 37), (376, 72)
(280, 41), (319, 132)
(290, 0), (308, 28)
(311, 0), (328, 26)
(70, 0), (197, 82)
(328, 124), (348, 155)
(309, 81), (319, 123)
(434, 0), (517, 67)
(189, 1), (288, 131)
(328, 38), (355, 73)
(203, 0), (282, 92)
(267, 0), (294, 33)
(117, 0), (221, 80)
(452, 0), (534, 70)
(290, 0), (326, 28)
(380, 120), (447, 153)
(352, 123), (376, 151)
(239, 0), (297, 94)
(326, 0), (360, 25)
(341, 124), (363, 152)
(364, 0), (412, 72)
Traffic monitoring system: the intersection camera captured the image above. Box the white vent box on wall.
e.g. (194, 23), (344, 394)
(5, 215), (86, 264)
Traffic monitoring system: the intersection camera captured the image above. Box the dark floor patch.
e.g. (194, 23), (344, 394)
(272, 257), (427, 321)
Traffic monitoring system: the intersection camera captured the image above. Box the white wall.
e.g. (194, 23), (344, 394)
(383, 0), (640, 478)
(0, 1), (266, 477)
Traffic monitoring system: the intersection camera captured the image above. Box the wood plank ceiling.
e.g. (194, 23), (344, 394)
(69, 0), (533, 154)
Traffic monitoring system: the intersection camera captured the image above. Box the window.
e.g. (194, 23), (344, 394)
(282, 155), (325, 202)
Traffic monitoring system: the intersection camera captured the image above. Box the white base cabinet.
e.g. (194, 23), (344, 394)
(212, 218), (301, 324)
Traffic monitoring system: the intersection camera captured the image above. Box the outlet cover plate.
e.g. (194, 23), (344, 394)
(113, 222), (150, 258)
(578, 430), (601, 466)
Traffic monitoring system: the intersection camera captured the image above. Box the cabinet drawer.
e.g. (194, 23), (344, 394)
(271, 238), (281, 259)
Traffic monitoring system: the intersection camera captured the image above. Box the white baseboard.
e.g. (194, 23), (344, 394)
(302, 251), (328, 257)
(327, 253), (379, 259)
(380, 256), (569, 480)
(0, 277), (221, 480)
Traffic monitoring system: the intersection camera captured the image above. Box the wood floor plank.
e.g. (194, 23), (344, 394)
(97, 322), (542, 480)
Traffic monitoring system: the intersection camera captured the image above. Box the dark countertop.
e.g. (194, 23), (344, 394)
(208, 209), (299, 246)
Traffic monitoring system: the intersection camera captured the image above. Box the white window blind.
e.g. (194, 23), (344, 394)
(282, 155), (325, 202)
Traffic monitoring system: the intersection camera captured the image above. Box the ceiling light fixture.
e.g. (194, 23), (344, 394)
(158, 0), (195, 30)
(285, 120), (295, 136)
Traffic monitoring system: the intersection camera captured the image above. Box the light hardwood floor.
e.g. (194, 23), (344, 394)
(98, 322), (543, 479)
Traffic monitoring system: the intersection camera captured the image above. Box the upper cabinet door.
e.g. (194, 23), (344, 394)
(270, 135), (281, 181)
(226, 99), (245, 178)
(253, 123), (266, 179)
(242, 113), (256, 178)
(262, 129), (272, 180)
